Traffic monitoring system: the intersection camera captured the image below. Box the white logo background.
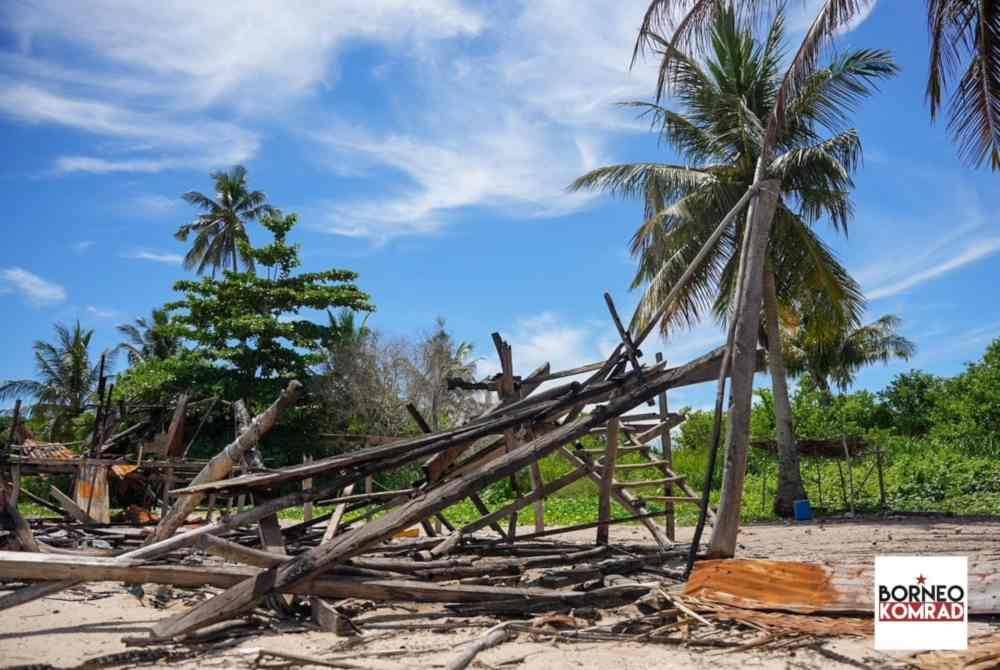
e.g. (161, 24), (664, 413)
(874, 555), (967, 651)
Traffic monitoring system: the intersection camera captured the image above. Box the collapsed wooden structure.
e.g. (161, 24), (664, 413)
(0, 280), (775, 644)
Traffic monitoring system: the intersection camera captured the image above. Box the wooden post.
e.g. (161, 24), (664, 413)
(90, 354), (106, 455)
(708, 179), (779, 558)
(874, 440), (887, 514)
(841, 434), (855, 515)
(596, 418), (619, 546)
(303, 455), (313, 522)
(655, 353), (674, 540)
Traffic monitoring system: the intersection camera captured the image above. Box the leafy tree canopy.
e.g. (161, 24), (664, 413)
(118, 212), (373, 405)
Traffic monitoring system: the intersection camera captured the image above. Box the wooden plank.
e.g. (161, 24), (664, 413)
(615, 477), (685, 488)
(321, 484), (356, 544)
(49, 486), (98, 525)
(596, 417), (619, 546)
(164, 393), (189, 458)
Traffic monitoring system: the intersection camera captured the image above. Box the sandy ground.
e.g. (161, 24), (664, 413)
(2, 515), (999, 669)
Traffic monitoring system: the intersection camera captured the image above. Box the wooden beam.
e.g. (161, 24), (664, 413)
(596, 418), (619, 546)
(49, 486), (98, 525)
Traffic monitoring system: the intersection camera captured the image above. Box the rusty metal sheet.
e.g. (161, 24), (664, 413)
(19, 440), (76, 461)
(111, 463), (139, 478)
(683, 560), (871, 614)
(685, 559), (1000, 616)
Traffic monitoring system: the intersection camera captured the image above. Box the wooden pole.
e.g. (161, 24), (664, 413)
(596, 418), (619, 545)
(303, 455), (313, 522)
(874, 440), (887, 514)
(654, 353), (675, 540)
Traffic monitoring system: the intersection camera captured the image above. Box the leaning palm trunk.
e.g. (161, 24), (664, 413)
(708, 179), (779, 558)
(763, 269), (807, 517)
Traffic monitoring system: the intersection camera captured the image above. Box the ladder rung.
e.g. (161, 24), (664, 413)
(616, 477), (685, 487)
(641, 496), (700, 503)
(582, 446), (646, 455)
(614, 460), (674, 471)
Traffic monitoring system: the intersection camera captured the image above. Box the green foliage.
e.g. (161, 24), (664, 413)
(879, 370), (941, 437)
(121, 212), (374, 406)
(928, 340), (1000, 454)
(0, 321), (107, 441)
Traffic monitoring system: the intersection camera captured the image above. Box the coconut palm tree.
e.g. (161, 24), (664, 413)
(785, 313), (916, 394)
(114, 308), (180, 366)
(571, 9), (894, 516)
(0, 321), (106, 440)
(175, 165), (276, 275)
(634, 0), (1000, 169)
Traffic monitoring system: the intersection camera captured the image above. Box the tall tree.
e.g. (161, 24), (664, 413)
(633, 0), (1000, 169)
(114, 308), (180, 366)
(785, 313), (916, 394)
(166, 212), (373, 402)
(572, 9), (893, 516)
(175, 165), (275, 275)
(0, 321), (106, 440)
(406, 318), (481, 432)
(628, 0), (891, 555)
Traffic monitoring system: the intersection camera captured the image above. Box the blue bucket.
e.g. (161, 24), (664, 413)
(793, 499), (813, 521)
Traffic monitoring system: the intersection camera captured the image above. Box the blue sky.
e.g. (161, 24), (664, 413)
(1, 1), (997, 411)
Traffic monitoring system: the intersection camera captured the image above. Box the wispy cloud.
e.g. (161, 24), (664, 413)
(73, 240), (94, 253)
(0, 1), (481, 174)
(125, 249), (183, 265)
(85, 305), (118, 319)
(868, 238), (1000, 300)
(0, 267), (67, 306)
(128, 193), (181, 217)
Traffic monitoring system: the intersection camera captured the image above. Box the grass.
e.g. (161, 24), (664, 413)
(21, 435), (998, 529)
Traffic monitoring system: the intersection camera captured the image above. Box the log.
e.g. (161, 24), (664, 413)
(148, 381), (302, 543)
(149, 350), (723, 639)
(0, 551), (641, 605)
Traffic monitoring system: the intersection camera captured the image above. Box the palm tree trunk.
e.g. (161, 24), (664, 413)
(763, 269), (807, 517)
(708, 179), (779, 558)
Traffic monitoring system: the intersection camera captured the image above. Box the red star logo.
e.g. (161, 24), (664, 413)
(916, 574), (927, 585)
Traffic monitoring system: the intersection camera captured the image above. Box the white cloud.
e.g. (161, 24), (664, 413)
(859, 192), (1000, 301)
(125, 249), (183, 265)
(310, 118), (603, 241)
(0, 1), (481, 173)
(868, 238), (1000, 300)
(3, 1), (482, 110)
(0, 82), (259, 173)
(0, 267), (67, 306)
(85, 305), (118, 319)
(128, 194), (181, 217)
(73, 240), (95, 253)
